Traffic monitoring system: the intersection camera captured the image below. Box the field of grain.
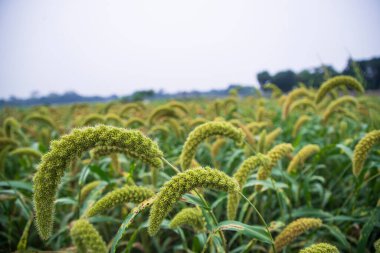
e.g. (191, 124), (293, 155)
(0, 76), (379, 253)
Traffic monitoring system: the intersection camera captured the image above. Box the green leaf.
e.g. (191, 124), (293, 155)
(89, 164), (110, 182)
(216, 221), (272, 244)
(0, 181), (33, 192)
(357, 207), (380, 252)
(323, 224), (350, 250)
(244, 179), (288, 190)
(55, 197), (77, 206)
(285, 207), (333, 219)
(181, 193), (208, 209)
(336, 144), (353, 159)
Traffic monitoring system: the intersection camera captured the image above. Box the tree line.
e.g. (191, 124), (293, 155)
(257, 57), (380, 91)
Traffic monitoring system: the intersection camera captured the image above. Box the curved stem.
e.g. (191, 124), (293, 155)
(239, 192), (276, 253)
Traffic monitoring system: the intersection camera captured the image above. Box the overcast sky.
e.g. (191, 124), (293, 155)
(0, 0), (379, 99)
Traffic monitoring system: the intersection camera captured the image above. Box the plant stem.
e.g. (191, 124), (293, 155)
(239, 192), (276, 253)
(271, 178), (285, 218)
(161, 157), (182, 173)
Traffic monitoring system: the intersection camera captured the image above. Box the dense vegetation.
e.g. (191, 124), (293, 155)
(0, 75), (379, 253)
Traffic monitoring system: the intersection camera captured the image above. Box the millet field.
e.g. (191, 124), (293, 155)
(0, 75), (379, 253)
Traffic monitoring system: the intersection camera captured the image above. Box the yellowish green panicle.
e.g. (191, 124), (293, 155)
(180, 121), (245, 170)
(25, 114), (58, 131)
(10, 147), (42, 159)
(81, 113), (105, 126)
(148, 105), (179, 125)
(80, 181), (102, 201)
(148, 167), (239, 235)
(228, 154), (270, 219)
(0, 137), (18, 149)
(289, 98), (316, 114)
(315, 75), (364, 104)
(322, 95), (358, 123)
(70, 219), (107, 253)
(272, 218), (322, 252)
(287, 144), (320, 173)
(300, 243), (339, 253)
(374, 238), (380, 253)
(169, 207), (206, 231)
(352, 130), (380, 176)
(256, 143), (293, 191)
(17, 217), (33, 251)
(265, 127), (282, 148)
(85, 186), (154, 217)
(169, 101), (189, 115)
(264, 83), (282, 98)
(292, 115), (311, 138)
(257, 129), (267, 153)
(33, 125), (163, 240)
(120, 103), (143, 117)
(125, 117), (145, 128)
(105, 113), (125, 126)
(3, 117), (21, 138)
(282, 88), (314, 119)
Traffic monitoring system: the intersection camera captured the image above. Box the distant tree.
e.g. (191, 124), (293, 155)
(343, 57), (380, 90)
(128, 90), (155, 101)
(271, 70), (297, 92)
(257, 71), (272, 87)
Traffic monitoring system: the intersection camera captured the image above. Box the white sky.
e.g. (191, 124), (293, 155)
(0, 0), (379, 99)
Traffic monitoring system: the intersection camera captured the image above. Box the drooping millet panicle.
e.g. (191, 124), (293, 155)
(119, 103), (144, 117)
(322, 95), (358, 123)
(148, 167), (239, 235)
(374, 238), (380, 253)
(81, 113), (105, 126)
(148, 125), (170, 138)
(256, 107), (265, 122)
(80, 181), (102, 201)
(335, 107), (359, 122)
(165, 118), (184, 139)
(105, 113), (125, 126)
(169, 207), (206, 231)
(288, 98), (317, 114)
(179, 121), (245, 170)
(189, 118), (207, 129)
(91, 144), (163, 168)
(272, 218), (322, 252)
(85, 186), (154, 217)
(70, 219), (107, 253)
(287, 144), (320, 173)
(352, 130), (380, 176)
(257, 129), (267, 153)
(9, 147), (42, 159)
(169, 101), (189, 115)
(25, 114), (58, 131)
(292, 115), (311, 138)
(299, 243), (339, 253)
(17, 217), (33, 251)
(246, 121), (272, 133)
(282, 88), (314, 119)
(125, 117), (146, 128)
(315, 75), (364, 104)
(211, 138), (226, 160)
(256, 143), (293, 191)
(148, 105), (179, 125)
(227, 154), (270, 219)
(0, 137), (19, 150)
(33, 125), (163, 240)
(263, 83), (282, 98)
(3, 117), (21, 138)
(265, 127), (282, 148)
